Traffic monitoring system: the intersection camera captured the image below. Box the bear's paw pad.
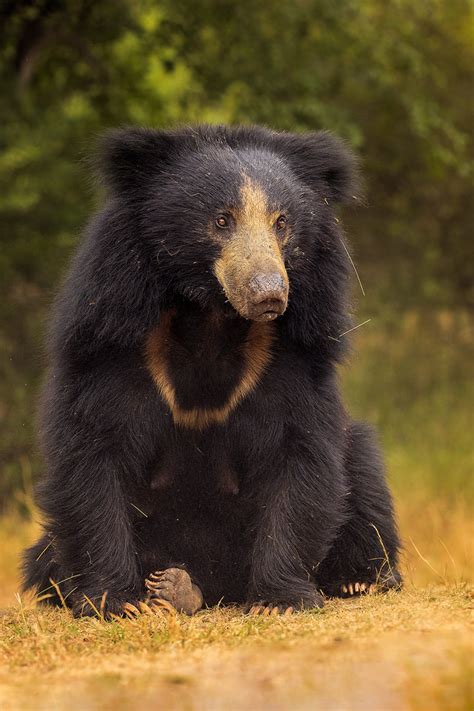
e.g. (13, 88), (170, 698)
(145, 568), (203, 616)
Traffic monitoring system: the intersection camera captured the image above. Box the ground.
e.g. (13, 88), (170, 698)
(0, 503), (472, 711)
(0, 581), (472, 711)
(0, 588), (472, 711)
(1, 314), (472, 710)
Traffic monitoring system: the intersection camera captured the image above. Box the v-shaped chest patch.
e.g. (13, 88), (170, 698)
(146, 313), (275, 430)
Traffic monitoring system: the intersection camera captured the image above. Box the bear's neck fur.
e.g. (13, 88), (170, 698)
(146, 301), (275, 429)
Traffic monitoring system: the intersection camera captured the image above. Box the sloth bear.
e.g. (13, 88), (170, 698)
(23, 125), (401, 617)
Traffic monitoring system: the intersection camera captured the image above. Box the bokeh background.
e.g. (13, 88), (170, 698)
(0, 0), (472, 593)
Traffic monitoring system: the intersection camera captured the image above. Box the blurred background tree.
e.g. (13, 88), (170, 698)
(0, 0), (472, 507)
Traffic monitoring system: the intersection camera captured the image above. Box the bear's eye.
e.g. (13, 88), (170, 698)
(215, 214), (230, 229)
(275, 215), (287, 231)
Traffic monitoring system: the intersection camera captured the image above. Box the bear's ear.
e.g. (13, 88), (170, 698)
(272, 130), (360, 204)
(96, 127), (183, 196)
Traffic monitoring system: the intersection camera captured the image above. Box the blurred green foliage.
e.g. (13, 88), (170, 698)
(344, 311), (473, 502)
(0, 0), (473, 505)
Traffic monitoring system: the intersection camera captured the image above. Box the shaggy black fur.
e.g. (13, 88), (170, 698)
(23, 125), (401, 617)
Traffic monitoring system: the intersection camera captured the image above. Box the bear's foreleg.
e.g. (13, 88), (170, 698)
(315, 421), (402, 598)
(28, 367), (158, 618)
(40, 449), (143, 618)
(246, 436), (348, 614)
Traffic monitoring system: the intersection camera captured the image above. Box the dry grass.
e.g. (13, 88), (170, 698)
(0, 499), (472, 711)
(0, 584), (472, 711)
(397, 494), (473, 588)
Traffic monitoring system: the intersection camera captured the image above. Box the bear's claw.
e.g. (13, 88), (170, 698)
(247, 602), (294, 616)
(340, 572), (402, 597)
(341, 582), (376, 596)
(108, 600), (167, 621)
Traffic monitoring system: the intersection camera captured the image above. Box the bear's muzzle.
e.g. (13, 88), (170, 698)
(247, 272), (288, 321)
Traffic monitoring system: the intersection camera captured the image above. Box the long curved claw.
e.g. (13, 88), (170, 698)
(123, 602), (140, 618)
(248, 602), (294, 616)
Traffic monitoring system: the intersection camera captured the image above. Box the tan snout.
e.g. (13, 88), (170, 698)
(213, 176), (290, 321)
(215, 243), (289, 321)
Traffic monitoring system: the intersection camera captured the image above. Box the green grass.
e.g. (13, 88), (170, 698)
(343, 309), (473, 498)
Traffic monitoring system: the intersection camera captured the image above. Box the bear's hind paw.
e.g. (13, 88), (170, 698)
(340, 581), (375, 596)
(145, 568), (203, 616)
(339, 571), (402, 598)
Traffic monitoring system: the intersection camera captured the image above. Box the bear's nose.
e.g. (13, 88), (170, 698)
(247, 272), (288, 321)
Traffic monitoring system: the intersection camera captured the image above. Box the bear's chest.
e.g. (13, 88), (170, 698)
(145, 306), (275, 430)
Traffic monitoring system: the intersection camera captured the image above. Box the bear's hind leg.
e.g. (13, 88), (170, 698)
(316, 421), (402, 598)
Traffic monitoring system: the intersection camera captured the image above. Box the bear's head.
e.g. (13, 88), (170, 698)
(60, 125), (359, 360)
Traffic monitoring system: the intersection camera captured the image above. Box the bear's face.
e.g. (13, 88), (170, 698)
(99, 125), (358, 327)
(148, 144), (306, 321)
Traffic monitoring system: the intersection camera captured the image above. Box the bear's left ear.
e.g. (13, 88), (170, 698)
(272, 130), (360, 204)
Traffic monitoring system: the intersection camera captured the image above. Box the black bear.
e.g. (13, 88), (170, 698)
(23, 125), (401, 617)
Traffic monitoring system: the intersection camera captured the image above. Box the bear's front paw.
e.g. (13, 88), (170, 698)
(71, 590), (142, 619)
(246, 586), (324, 615)
(246, 601), (296, 616)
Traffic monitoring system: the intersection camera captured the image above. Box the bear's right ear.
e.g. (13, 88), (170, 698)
(96, 127), (182, 196)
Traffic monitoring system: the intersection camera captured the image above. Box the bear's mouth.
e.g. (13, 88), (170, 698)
(248, 298), (287, 321)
